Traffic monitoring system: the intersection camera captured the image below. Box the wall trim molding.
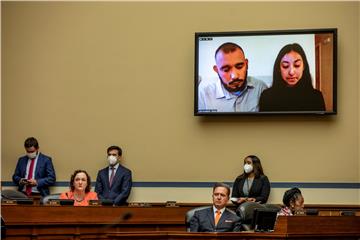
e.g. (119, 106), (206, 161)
(2, 181), (359, 189)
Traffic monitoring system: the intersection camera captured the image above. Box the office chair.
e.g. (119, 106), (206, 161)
(263, 203), (281, 212)
(236, 201), (266, 231)
(1, 189), (29, 200)
(185, 206), (211, 232)
(40, 193), (61, 205)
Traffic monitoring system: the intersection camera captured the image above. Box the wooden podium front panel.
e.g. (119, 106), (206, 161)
(106, 232), (287, 240)
(106, 217), (360, 240)
(2, 204), (360, 240)
(2, 204), (192, 225)
(283, 215), (360, 237)
(2, 205), (192, 240)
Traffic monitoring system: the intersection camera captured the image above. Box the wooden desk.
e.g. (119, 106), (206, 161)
(108, 216), (360, 240)
(107, 231), (286, 240)
(2, 204), (192, 240)
(2, 204), (360, 240)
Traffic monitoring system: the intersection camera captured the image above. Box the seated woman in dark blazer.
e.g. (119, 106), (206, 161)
(231, 155), (270, 205)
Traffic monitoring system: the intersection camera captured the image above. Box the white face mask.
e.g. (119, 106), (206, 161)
(244, 163), (253, 174)
(108, 155), (118, 166)
(27, 151), (37, 159)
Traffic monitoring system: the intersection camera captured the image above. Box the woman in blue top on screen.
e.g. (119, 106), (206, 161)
(231, 155), (270, 206)
(259, 43), (325, 112)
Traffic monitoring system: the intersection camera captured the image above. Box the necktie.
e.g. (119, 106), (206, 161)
(109, 167), (115, 187)
(26, 159), (35, 196)
(215, 210), (221, 226)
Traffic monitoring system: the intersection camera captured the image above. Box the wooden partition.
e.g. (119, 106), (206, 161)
(107, 215), (360, 240)
(2, 203), (360, 240)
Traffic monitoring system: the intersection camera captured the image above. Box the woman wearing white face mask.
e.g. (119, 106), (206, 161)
(230, 155), (270, 205)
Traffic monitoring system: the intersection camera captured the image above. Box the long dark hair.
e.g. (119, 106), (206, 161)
(239, 155), (264, 179)
(272, 43), (313, 91)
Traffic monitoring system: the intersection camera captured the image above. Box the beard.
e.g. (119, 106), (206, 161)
(219, 70), (248, 93)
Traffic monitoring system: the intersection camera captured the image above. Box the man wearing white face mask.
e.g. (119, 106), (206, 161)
(95, 146), (132, 206)
(12, 137), (56, 197)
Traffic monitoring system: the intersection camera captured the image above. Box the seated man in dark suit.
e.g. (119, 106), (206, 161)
(12, 137), (56, 197)
(95, 146), (132, 206)
(190, 182), (241, 232)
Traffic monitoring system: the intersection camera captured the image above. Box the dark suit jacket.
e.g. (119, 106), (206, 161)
(12, 153), (56, 196)
(231, 175), (270, 204)
(95, 164), (132, 205)
(189, 207), (241, 232)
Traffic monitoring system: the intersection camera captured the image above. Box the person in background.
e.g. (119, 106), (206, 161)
(190, 182), (241, 232)
(231, 155), (270, 205)
(95, 146), (132, 205)
(259, 43), (325, 111)
(60, 169), (98, 206)
(12, 137), (56, 197)
(198, 42), (267, 112)
(278, 187), (305, 216)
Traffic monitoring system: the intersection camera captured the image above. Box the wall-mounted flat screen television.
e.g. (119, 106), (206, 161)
(194, 28), (337, 115)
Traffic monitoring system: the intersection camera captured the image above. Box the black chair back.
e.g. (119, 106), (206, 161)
(263, 203), (281, 212)
(1, 189), (29, 200)
(185, 206), (211, 232)
(236, 202), (266, 231)
(40, 193), (61, 205)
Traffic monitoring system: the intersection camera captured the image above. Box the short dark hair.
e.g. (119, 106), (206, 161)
(107, 146), (122, 156)
(212, 182), (231, 196)
(215, 42), (245, 60)
(24, 137), (39, 149)
(282, 187), (302, 207)
(70, 169), (91, 193)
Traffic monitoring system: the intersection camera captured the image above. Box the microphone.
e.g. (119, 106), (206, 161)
(122, 212), (133, 221)
(103, 211), (133, 229)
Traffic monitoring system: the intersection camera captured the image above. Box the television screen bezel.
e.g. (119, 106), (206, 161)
(194, 28), (337, 116)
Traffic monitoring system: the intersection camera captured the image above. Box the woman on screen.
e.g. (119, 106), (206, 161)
(231, 155), (270, 206)
(278, 187), (305, 216)
(259, 43), (325, 112)
(60, 169), (98, 206)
